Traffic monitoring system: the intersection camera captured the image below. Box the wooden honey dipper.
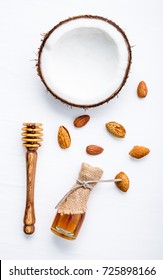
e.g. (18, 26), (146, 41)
(22, 123), (43, 234)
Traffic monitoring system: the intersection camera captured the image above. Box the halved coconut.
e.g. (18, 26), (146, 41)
(37, 15), (132, 108)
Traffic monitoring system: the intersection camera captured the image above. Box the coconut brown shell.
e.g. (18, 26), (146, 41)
(37, 15), (132, 108)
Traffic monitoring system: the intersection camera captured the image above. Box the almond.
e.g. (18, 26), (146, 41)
(58, 126), (71, 149)
(129, 145), (150, 159)
(115, 171), (130, 192)
(86, 145), (104, 155)
(137, 81), (148, 98)
(74, 115), (90, 128)
(106, 121), (126, 138)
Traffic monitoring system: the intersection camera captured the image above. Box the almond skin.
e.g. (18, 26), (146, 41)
(86, 145), (104, 155)
(58, 126), (71, 149)
(106, 121), (126, 138)
(115, 172), (130, 192)
(129, 145), (150, 159)
(73, 115), (90, 128)
(137, 81), (148, 98)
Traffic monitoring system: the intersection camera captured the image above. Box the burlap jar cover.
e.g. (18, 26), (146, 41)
(56, 163), (103, 215)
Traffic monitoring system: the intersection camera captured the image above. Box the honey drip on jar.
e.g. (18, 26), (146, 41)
(51, 213), (86, 240)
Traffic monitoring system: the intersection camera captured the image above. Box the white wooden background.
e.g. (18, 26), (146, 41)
(0, 0), (163, 260)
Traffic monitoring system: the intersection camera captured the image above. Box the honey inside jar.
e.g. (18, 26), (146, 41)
(51, 212), (85, 240)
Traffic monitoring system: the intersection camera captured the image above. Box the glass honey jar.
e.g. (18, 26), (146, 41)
(51, 213), (86, 240)
(51, 163), (103, 240)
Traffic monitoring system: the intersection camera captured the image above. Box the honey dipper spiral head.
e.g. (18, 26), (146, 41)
(22, 123), (43, 149)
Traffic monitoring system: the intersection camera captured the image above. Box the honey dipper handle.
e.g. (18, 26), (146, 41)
(24, 150), (37, 234)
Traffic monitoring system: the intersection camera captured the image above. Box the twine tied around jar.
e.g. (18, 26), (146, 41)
(55, 163), (121, 214)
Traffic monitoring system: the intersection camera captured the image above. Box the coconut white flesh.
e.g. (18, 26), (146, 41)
(40, 18), (129, 106)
